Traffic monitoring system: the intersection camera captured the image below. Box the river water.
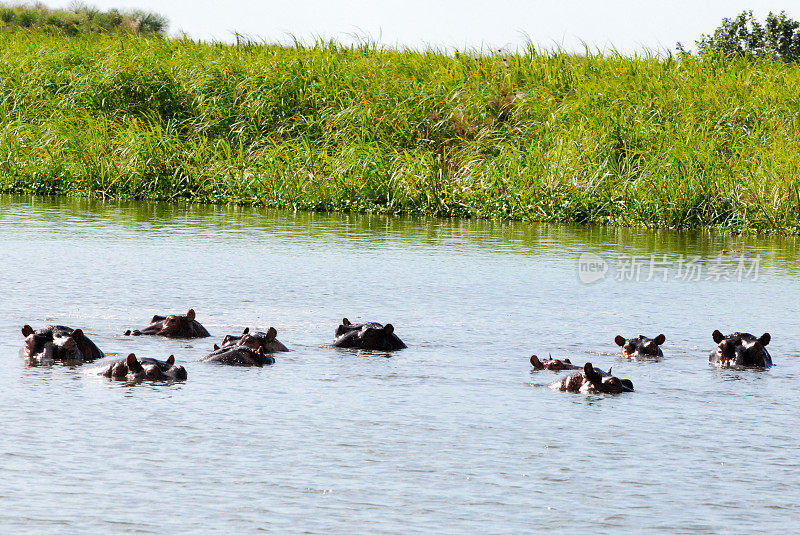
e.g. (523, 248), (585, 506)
(1, 195), (799, 533)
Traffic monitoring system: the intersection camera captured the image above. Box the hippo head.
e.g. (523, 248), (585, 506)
(21, 325), (85, 361)
(530, 355), (579, 371)
(335, 318), (353, 337)
(238, 327), (277, 350)
(550, 362), (634, 394)
(584, 363), (635, 393)
(358, 324), (396, 348)
(615, 334), (665, 359)
(124, 354), (164, 381)
(105, 354), (187, 381)
(157, 309), (197, 337)
(124, 310), (208, 338)
(124, 354), (187, 381)
(161, 355), (188, 380)
(333, 318), (407, 350)
(222, 327), (250, 347)
(107, 359), (129, 379)
(710, 330), (772, 368)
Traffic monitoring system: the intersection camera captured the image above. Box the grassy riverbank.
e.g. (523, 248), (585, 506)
(1, 32), (799, 232)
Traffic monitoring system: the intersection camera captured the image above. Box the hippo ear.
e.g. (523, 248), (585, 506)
(126, 353), (138, 367)
(167, 355), (175, 366)
(267, 327), (277, 340)
(342, 318), (351, 326)
(759, 333), (771, 346)
(712, 330), (724, 344)
(243, 327), (250, 334)
(584, 362), (602, 383)
(187, 309), (196, 320)
(654, 334), (666, 345)
(384, 324), (394, 335)
(614, 335), (626, 346)
(22, 325), (34, 337)
(564, 358), (571, 364)
(71, 329), (84, 339)
(150, 316), (160, 324)
(213, 344), (220, 350)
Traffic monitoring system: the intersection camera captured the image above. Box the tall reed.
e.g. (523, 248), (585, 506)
(1, 32), (799, 232)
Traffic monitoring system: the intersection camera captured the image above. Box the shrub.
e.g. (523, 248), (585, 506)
(0, 2), (167, 35)
(690, 10), (800, 61)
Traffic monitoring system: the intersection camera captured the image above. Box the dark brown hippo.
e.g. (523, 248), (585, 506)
(549, 363), (634, 394)
(124, 309), (210, 338)
(615, 334), (666, 359)
(220, 327), (288, 352)
(333, 318), (406, 350)
(709, 330), (772, 368)
(100, 354), (188, 381)
(530, 355), (582, 371)
(20, 325), (105, 362)
(200, 344), (275, 366)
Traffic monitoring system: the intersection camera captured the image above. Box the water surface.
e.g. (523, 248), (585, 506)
(1, 196), (799, 533)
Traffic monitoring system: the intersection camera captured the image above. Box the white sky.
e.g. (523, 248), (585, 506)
(47, 0), (795, 54)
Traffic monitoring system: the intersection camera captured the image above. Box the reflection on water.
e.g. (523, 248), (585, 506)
(1, 195), (800, 533)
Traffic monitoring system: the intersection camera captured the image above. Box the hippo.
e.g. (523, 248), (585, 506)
(709, 330), (772, 368)
(124, 309), (210, 338)
(549, 363), (634, 394)
(20, 324), (105, 362)
(615, 334), (666, 359)
(530, 355), (582, 371)
(200, 344), (275, 366)
(100, 354), (188, 381)
(220, 327), (288, 352)
(333, 318), (406, 350)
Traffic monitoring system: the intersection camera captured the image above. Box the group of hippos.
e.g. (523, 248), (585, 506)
(19, 309), (405, 382)
(19, 308), (772, 394)
(532, 330), (772, 394)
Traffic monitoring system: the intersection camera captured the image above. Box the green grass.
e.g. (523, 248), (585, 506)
(1, 32), (799, 232)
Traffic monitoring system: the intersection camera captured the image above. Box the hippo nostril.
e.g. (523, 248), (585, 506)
(621, 379), (634, 391)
